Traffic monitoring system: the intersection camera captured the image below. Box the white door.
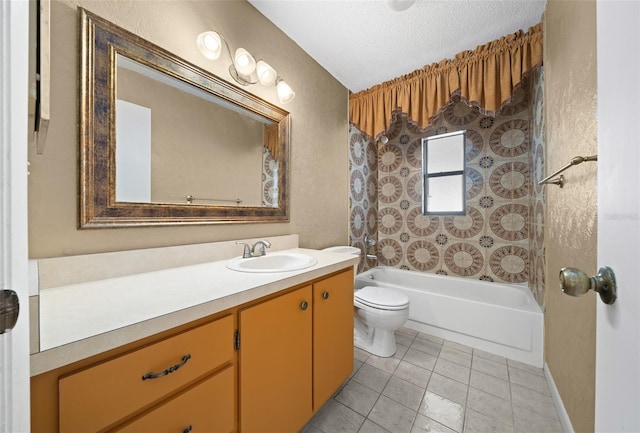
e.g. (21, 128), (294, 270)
(595, 1), (640, 431)
(0, 0), (31, 432)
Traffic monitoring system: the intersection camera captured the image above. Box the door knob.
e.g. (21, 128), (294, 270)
(0, 290), (20, 335)
(559, 266), (617, 304)
(300, 300), (308, 310)
(322, 291), (329, 300)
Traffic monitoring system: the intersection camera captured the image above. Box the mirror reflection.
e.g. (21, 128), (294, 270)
(115, 55), (278, 208)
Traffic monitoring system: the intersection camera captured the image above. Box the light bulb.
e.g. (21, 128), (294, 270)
(204, 35), (218, 51)
(234, 48), (256, 76)
(256, 60), (277, 86)
(196, 31), (222, 60)
(276, 80), (295, 104)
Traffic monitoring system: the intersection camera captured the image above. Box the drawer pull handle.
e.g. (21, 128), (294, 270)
(183, 425), (193, 433)
(142, 354), (191, 381)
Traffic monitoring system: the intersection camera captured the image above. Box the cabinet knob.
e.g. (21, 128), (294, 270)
(183, 425), (193, 433)
(300, 300), (309, 310)
(322, 291), (329, 300)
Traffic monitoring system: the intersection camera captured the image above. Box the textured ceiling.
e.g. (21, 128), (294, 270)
(248, 0), (546, 93)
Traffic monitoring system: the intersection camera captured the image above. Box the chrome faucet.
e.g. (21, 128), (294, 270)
(236, 240), (271, 258)
(236, 242), (252, 258)
(364, 234), (376, 248)
(251, 240), (271, 257)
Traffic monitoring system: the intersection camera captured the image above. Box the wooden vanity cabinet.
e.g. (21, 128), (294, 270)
(31, 267), (354, 433)
(239, 269), (354, 432)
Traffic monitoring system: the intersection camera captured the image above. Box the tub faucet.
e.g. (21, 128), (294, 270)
(364, 234), (376, 248)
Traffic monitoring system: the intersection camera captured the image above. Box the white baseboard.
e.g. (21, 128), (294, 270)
(544, 363), (574, 433)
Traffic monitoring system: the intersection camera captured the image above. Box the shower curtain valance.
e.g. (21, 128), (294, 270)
(349, 23), (543, 139)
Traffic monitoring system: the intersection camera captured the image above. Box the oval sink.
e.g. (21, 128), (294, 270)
(226, 253), (318, 273)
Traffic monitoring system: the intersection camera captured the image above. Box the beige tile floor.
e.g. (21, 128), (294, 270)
(302, 327), (563, 433)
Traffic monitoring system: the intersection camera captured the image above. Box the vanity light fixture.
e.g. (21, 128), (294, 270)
(196, 31), (222, 60)
(256, 60), (277, 86)
(196, 30), (295, 104)
(276, 79), (295, 104)
(233, 48), (256, 76)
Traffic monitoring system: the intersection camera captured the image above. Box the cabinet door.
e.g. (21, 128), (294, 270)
(239, 285), (313, 433)
(313, 269), (354, 410)
(114, 366), (234, 433)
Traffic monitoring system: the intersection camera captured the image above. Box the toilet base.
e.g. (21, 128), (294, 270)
(354, 326), (397, 358)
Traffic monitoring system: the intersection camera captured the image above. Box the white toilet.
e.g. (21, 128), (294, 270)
(321, 246), (410, 357)
(353, 286), (410, 357)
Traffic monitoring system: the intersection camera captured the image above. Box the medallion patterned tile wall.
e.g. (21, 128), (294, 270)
(349, 127), (378, 273)
(349, 69), (545, 300)
(379, 84), (531, 283)
(528, 67), (546, 310)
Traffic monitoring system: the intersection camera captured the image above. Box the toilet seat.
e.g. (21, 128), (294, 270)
(355, 286), (409, 311)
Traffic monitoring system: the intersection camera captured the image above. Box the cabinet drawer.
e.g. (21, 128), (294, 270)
(59, 315), (233, 433)
(114, 366), (235, 433)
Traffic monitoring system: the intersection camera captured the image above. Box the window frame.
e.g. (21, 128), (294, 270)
(421, 130), (467, 216)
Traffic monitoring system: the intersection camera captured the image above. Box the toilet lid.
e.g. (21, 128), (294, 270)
(355, 286), (409, 310)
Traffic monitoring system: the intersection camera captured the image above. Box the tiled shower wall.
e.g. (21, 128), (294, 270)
(528, 67), (546, 309)
(348, 128), (378, 273)
(349, 68), (546, 308)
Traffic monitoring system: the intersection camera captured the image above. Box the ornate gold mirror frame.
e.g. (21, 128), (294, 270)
(79, 8), (290, 228)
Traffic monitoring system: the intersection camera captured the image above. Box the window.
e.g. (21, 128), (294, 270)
(422, 130), (466, 215)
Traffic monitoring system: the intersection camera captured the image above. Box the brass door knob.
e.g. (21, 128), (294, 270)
(559, 266), (617, 304)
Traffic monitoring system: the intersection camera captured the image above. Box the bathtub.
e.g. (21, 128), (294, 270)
(355, 267), (544, 367)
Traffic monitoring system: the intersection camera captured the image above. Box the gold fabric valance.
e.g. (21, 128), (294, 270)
(349, 23), (543, 139)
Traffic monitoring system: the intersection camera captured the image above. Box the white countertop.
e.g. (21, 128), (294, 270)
(31, 248), (358, 376)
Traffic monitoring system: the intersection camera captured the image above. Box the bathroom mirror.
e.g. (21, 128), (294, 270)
(422, 130), (466, 215)
(79, 8), (290, 227)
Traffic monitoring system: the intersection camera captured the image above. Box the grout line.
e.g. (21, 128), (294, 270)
(507, 353), (518, 433)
